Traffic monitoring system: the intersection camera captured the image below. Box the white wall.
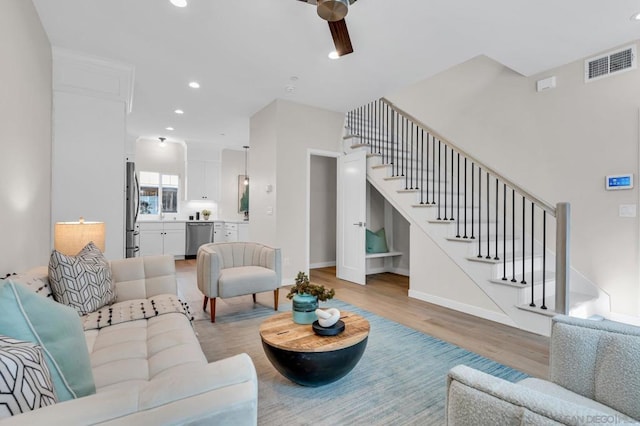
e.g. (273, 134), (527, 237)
(135, 138), (186, 198)
(250, 99), (344, 283)
(388, 47), (640, 317)
(410, 229), (506, 320)
(50, 48), (132, 261)
(52, 91), (125, 260)
(220, 149), (247, 222)
(0, 0), (52, 275)
(310, 155), (337, 267)
(249, 101), (278, 248)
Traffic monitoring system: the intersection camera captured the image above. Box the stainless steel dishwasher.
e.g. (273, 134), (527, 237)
(185, 222), (214, 259)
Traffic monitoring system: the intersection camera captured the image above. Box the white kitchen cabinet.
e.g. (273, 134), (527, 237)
(222, 222), (249, 242)
(224, 222), (238, 242)
(187, 160), (220, 201)
(139, 222), (186, 259)
(213, 221), (224, 242)
(238, 223), (249, 242)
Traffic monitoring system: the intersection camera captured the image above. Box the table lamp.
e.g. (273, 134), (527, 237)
(54, 217), (105, 255)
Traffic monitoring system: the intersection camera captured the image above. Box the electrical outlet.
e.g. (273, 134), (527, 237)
(284, 257), (290, 266)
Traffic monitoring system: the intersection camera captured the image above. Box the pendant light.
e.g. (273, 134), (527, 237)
(243, 145), (249, 185)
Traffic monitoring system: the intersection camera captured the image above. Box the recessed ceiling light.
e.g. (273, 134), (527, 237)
(632, 12), (640, 20)
(170, 0), (187, 7)
(166, 127), (174, 131)
(328, 51), (340, 60)
(188, 81), (200, 89)
(174, 109), (184, 114)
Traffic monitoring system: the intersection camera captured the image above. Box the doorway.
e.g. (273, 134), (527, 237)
(307, 151), (338, 272)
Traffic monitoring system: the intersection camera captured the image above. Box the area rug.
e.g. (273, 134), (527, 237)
(193, 299), (528, 425)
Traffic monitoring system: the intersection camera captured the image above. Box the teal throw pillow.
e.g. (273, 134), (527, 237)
(0, 280), (96, 402)
(366, 228), (389, 253)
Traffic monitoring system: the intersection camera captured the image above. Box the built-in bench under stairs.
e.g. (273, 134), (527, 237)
(344, 98), (609, 336)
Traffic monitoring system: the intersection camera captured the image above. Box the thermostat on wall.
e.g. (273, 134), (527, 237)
(605, 174), (633, 190)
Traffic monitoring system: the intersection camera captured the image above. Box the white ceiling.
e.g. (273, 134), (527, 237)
(32, 0), (640, 149)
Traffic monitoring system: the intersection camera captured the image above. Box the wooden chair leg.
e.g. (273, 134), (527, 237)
(202, 296), (209, 311)
(252, 293), (257, 304)
(209, 297), (216, 323)
(273, 288), (279, 311)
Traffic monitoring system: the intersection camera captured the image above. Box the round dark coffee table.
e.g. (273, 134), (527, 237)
(259, 311), (370, 387)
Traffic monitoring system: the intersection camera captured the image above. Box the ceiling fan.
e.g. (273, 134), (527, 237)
(297, 0), (358, 57)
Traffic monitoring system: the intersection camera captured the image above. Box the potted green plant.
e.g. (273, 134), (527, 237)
(201, 209), (211, 220)
(287, 271), (334, 324)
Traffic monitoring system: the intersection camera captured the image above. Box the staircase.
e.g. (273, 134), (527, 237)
(344, 98), (609, 336)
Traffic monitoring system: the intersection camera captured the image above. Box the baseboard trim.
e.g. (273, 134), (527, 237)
(310, 261), (337, 269)
(408, 289), (517, 328)
(366, 267), (409, 276)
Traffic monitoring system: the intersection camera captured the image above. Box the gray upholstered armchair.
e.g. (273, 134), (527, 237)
(446, 315), (640, 425)
(196, 242), (282, 322)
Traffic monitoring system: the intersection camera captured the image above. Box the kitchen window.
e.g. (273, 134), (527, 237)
(139, 171), (179, 215)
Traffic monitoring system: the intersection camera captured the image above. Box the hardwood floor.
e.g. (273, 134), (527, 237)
(176, 261), (549, 378)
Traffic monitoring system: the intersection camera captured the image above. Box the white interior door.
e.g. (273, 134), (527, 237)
(337, 150), (366, 285)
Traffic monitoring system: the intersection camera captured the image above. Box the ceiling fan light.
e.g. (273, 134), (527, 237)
(170, 0), (187, 7)
(328, 51), (340, 59)
(317, 0), (349, 22)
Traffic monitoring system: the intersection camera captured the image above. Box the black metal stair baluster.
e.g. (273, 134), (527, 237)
(541, 211), (547, 310)
(521, 196), (526, 285)
(415, 124), (420, 191)
(371, 101), (375, 152)
(368, 103), (372, 151)
(494, 178), (500, 260)
(390, 111), (395, 176)
(403, 118), (407, 189)
(420, 129), (424, 204)
(386, 104), (390, 164)
(437, 140), (442, 220)
(431, 135), (436, 205)
(470, 162), (475, 239)
(409, 122), (414, 190)
(529, 202), (535, 307)
(365, 103), (369, 146)
(443, 145), (448, 220)
(486, 172), (490, 259)
(511, 189), (516, 282)
(502, 183), (507, 280)
(361, 105), (365, 142)
(463, 158), (468, 239)
(477, 167), (482, 257)
(450, 148), (454, 221)
(425, 132), (430, 204)
(456, 153), (461, 237)
(376, 101), (381, 154)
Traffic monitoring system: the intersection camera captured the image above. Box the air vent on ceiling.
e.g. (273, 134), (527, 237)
(585, 45), (636, 82)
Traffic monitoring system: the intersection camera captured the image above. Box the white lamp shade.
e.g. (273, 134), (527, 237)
(54, 220), (105, 255)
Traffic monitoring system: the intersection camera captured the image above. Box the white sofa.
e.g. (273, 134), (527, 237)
(1, 255), (258, 425)
(446, 315), (640, 425)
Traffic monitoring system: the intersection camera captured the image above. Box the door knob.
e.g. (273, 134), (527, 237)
(352, 222), (365, 227)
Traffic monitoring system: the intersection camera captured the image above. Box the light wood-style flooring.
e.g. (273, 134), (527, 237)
(176, 261), (549, 378)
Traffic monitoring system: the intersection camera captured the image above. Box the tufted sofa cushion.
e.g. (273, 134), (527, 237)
(86, 310), (206, 392)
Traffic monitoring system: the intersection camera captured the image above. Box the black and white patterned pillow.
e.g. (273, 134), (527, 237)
(0, 335), (57, 418)
(48, 242), (116, 315)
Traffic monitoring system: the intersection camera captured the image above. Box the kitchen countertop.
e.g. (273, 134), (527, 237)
(137, 219), (249, 224)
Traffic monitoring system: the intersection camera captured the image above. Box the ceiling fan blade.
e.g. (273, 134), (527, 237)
(328, 19), (353, 56)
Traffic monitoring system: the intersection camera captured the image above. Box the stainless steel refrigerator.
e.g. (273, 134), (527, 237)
(125, 161), (140, 258)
